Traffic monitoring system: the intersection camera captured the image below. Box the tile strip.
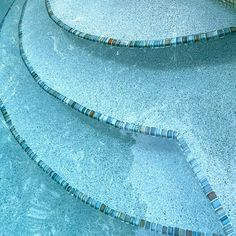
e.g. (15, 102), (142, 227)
(45, 0), (236, 49)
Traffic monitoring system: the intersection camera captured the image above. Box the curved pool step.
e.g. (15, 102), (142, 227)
(46, 0), (236, 48)
(0, 0), (227, 235)
(0, 117), (141, 236)
(20, 0), (236, 232)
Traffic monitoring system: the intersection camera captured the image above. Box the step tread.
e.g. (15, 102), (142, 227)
(47, 0), (236, 47)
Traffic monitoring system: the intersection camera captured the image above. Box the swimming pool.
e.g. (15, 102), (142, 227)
(0, 0), (235, 235)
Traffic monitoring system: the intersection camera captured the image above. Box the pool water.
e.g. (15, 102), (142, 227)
(0, 0), (14, 23)
(0, 0), (235, 235)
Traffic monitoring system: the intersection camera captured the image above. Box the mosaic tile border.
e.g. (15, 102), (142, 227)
(17, 0), (236, 235)
(45, 0), (236, 49)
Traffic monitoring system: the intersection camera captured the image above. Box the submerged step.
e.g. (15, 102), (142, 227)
(22, 0), (236, 229)
(46, 0), (236, 48)
(0, 0), (225, 234)
(0, 115), (139, 235)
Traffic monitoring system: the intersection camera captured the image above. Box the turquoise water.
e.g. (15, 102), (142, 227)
(0, 0), (235, 235)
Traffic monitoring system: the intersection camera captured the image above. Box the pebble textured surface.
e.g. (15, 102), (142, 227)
(0, 116), (141, 236)
(47, 0), (236, 47)
(0, 0), (226, 234)
(22, 0), (236, 230)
